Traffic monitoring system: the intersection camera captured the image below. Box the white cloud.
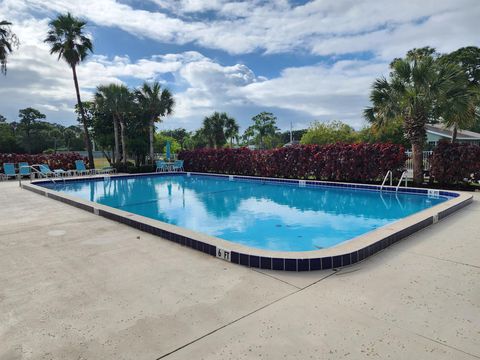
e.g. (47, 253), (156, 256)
(236, 60), (388, 128)
(3, 0), (478, 56)
(0, 0), (479, 131)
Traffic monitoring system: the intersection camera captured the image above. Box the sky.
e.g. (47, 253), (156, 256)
(0, 0), (479, 133)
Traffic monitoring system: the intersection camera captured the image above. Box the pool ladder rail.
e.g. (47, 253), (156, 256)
(380, 170), (408, 192)
(17, 165), (66, 187)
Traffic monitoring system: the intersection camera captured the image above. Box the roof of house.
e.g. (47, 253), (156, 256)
(425, 124), (480, 140)
(283, 140), (300, 147)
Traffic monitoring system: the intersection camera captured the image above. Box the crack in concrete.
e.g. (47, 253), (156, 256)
(250, 269), (303, 290)
(155, 270), (338, 359)
(405, 250), (480, 269)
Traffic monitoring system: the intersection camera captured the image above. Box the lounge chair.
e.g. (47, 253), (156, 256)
(18, 162), (31, 178)
(172, 160), (184, 172)
(156, 160), (169, 172)
(39, 164), (71, 177)
(75, 160), (94, 176)
(39, 164), (55, 177)
(100, 166), (116, 174)
(2, 163), (17, 180)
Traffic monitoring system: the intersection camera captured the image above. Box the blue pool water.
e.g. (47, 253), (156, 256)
(41, 174), (448, 252)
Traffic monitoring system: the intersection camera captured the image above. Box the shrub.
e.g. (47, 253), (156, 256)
(430, 141), (480, 184)
(179, 143), (406, 182)
(0, 152), (88, 172)
(301, 120), (358, 145)
(114, 162), (155, 174)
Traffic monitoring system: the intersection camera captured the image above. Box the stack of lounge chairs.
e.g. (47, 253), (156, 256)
(0, 160), (116, 181)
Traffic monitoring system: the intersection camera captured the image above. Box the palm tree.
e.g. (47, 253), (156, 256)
(438, 48), (480, 141)
(203, 112), (225, 148)
(202, 112), (238, 148)
(135, 81), (174, 163)
(242, 126), (254, 146)
(0, 20), (18, 75)
(95, 84), (132, 164)
(439, 82), (479, 142)
(224, 116), (239, 147)
(44, 13), (94, 168)
(250, 112), (278, 149)
(364, 52), (466, 184)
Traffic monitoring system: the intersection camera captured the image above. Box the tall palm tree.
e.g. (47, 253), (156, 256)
(364, 53), (466, 184)
(95, 84), (132, 165)
(224, 116), (239, 147)
(0, 20), (18, 75)
(135, 81), (174, 163)
(439, 82), (480, 143)
(44, 13), (94, 168)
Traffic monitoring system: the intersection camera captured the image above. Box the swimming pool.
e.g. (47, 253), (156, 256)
(39, 173), (447, 251)
(25, 172), (472, 271)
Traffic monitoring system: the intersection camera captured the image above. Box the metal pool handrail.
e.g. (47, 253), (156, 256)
(380, 170), (393, 191)
(396, 171), (408, 192)
(17, 165), (65, 187)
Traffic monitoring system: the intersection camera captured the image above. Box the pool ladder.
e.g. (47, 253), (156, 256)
(381, 170), (408, 192)
(18, 165), (65, 187)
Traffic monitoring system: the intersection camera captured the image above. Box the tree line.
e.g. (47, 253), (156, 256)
(0, 109), (85, 154)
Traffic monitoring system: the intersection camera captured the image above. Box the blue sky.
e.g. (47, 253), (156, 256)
(1, 0), (479, 133)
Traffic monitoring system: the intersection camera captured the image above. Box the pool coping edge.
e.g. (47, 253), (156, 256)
(22, 172), (473, 271)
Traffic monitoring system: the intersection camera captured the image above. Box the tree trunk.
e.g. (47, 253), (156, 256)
(72, 65), (95, 169)
(113, 116), (120, 164)
(120, 119), (127, 165)
(411, 142), (424, 185)
(451, 124), (458, 143)
(101, 148), (112, 166)
(404, 114), (426, 185)
(149, 117), (155, 163)
(26, 130), (31, 154)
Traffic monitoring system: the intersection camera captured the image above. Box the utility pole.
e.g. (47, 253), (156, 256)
(290, 122), (293, 143)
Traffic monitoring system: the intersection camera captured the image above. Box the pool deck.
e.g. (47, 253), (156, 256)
(1, 180), (479, 359)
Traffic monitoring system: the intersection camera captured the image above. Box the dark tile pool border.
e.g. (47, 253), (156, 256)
(22, 172), (473, 272)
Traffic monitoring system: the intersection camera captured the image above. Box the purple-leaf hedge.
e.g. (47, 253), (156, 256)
(430, 141), (480, 184)
(0, 153), (88, 171)
(179, 144), (407, 182)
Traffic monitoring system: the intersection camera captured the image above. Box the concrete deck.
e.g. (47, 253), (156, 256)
(0, 181), (479, 359)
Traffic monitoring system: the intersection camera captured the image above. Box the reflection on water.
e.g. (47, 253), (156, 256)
(44, 175), (447, 252)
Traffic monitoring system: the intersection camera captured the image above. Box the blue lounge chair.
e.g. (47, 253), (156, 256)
(19, 162), (31, 178)
(156, 160), (169, 172)
(39, 164), (55, 177)
(75, 160), (93, 175)
(39, 164), (70, 177)
(172, 160), (184, 172)
(2, 163), (17, 180)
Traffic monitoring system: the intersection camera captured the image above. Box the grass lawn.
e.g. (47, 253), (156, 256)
(94, 157), (111, 169)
